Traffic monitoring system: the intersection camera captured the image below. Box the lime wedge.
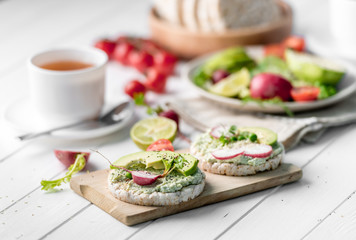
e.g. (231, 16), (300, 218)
(130, 117), (177, 150)
(209, 68), (250, 97)
(285, 49), (345, 85)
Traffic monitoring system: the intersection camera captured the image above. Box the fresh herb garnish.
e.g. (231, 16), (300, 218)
(174, 155), (187, 169)
(41, 154), (86, 191)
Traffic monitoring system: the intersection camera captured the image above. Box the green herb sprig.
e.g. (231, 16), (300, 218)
(40, 154), (86, 191)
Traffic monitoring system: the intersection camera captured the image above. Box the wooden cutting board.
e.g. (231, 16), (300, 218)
(70, 163), (302, 226)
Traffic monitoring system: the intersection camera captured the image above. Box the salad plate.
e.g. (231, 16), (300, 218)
(4, 97), (134, 140)
(184, 46), (356, 113)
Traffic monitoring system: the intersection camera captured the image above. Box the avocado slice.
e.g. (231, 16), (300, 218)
(113, 151), (199, 176)
(238, 127), (277, 146)
(175, 153), (199, 176)
(114, 151), (165, 170)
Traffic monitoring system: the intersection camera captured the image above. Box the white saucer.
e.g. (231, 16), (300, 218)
(3, 97), (134, 140)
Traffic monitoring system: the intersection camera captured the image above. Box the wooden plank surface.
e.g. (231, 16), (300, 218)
(0, 0), (356, 239)
(70, 163), (302, 226)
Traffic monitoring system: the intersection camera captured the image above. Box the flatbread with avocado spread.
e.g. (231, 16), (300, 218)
(190, 125), (284, 176)
(108, 151), (205, 206)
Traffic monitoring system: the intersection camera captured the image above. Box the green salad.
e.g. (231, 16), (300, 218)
(192, 47), (345, 105)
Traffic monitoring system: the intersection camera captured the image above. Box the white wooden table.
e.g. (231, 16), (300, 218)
(1, 0), (356, 239)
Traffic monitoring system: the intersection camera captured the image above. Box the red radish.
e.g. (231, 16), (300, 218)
(210, 125), (235, 139)
(54, 150), (90, 168)
(130, 171), (161, 186)
(211, 149), (244, 160)
(210, 126), (226, 139)
(212, 69), (230, 84)
(243, 144), (273, 158)
(250, 73), (293, 101)
(158, 110), (179, 129)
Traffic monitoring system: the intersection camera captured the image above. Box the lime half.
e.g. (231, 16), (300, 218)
(209, 68), (250, 97)
(130, 117), (177, 150)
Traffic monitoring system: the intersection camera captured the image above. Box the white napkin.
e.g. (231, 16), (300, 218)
(167, 92), (356, 151)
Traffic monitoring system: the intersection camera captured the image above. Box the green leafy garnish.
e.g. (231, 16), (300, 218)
(228, 125), (237, 135)
(174, 155), (187, 169)
(41, 154), (86, 191)
(317, 84), (337, 99)
(133, 92), (146, 106)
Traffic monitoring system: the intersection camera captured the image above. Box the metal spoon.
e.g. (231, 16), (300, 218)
(17, 100), (132, 141)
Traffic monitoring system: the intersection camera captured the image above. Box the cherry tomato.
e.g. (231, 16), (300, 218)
(142, 39), (161, 52)
(153, 51), (177, 76)
(264, 44), (285, 59)
(124, 80), (146, 98)
(113, 42), (134, 65)
(291, 86), (320, 102)
(128, 50), (153, 73)
(145, 68), (167, 93)
(94, 39), (116, 59)
(283, 36), (305, 52)
(159, 110), (179, 129)
(146, 139), (174, 152)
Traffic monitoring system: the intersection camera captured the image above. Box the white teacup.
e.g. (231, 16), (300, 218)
(28, 47), (107, 126)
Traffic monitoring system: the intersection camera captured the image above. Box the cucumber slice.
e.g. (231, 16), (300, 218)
(285, 49), (345, 85)
(238, 127), (277, 146)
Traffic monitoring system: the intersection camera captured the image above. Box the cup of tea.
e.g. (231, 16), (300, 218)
(28, 47), (107, 126)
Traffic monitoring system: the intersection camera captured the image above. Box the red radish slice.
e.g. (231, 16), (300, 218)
(130, 171), (161, 186)
(54, 150), (90, 168)
(210, 126), (225, 138)
(211, 148), (245, 160)
(243, 144), (273, 158)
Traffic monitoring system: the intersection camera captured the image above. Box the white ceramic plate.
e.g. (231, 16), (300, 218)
(4, 97), (134, 140)
(184, 47), (356, 113)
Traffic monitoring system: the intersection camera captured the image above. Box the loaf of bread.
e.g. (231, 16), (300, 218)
(154, 0), (281, 32)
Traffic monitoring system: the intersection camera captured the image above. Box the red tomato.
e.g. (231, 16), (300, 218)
(94, 39), (116, 58)
(146, 139), (174, 152)
(153, 51), (177, 76)
(283, 36), (305, 52)
(113, 42), (134, 65)
(145, 68), (167, 93)
(128, 50), (153, 73)
(124, 80), (146, 98)
(291, 86), (320, 102)
(264, 44), (285, 58)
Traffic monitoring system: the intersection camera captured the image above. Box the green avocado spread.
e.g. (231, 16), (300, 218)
(191, 132), (283, 166)
(109, 165), (205, 194)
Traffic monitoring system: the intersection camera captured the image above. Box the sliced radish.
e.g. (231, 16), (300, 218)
(211, 148), (245, 160)
(243, 144), (273, 158)
(130, 171), (161, 186)
(210, 125), (236, 139)
(210, 125), (226, 138)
